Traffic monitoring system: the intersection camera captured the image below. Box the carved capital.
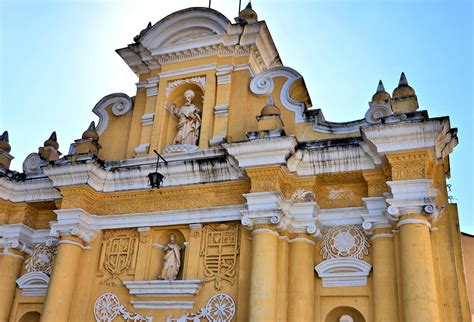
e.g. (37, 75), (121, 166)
(50, 208), (99, 243)
(385, 179), (443, 224)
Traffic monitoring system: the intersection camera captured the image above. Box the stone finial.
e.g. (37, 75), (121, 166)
(74, 121), (101, 157)
(246, 96), (285, 140)
(82, 121), (99, 141)
(398, 72), (408, 86)
(0, 131), (11, 153)
(236, 2), (258, 24)
(0, 131), (13, 169)
(392, 72), (418, 113)
(376, 80), (385, 92)
(371, 80), (391, 105)
(39, 131), (61, 161)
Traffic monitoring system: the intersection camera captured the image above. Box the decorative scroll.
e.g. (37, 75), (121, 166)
(166, 293), (235, 322)
(94, 293), (152, 322)
(291, 189), (315, 202)
(200, 224), (240, 290)
(320, 225), (370, 260)
(101, 229), (139, 285)
(24, 243), (56, 275)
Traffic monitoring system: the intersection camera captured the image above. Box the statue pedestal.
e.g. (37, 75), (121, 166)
(163, 144), (198, 154)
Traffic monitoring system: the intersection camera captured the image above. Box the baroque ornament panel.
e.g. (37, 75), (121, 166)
(200, 223), (240, 290)
(24, 243), (56, 275)
(320, 225), (370, 260)
(166, 293), (236, 322)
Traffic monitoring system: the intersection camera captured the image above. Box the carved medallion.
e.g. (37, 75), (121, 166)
(200, 223), (240, 290)
(205, 293), (236, 322)
(100, 229), (139, 285)
(24, 243), (56, 275)
(94, 293), (151, 322)
(320, 225), (370, 260)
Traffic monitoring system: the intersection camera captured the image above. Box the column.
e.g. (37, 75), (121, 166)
(248, 227), (279, 322)
(276, 236), (289, 322)
(41, 236), (85, 322)
(287, 236), (315, 322)
(371, 227), (399, 322)
(398, 214), (439, 322)
(0, 249), (24, 322)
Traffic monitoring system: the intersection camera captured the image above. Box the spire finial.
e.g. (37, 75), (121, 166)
(376, 80), (385, 93)
(399, 72), (408, 86)
(82, 121), (99, 141)
(49, 131), (57, 142)
(44, 131), (59, 149)
(0, 131), (9, 143)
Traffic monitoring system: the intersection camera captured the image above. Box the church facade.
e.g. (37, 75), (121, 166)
(0, 6), (471, 322)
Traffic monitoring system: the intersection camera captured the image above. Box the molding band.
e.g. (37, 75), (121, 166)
(0, 250), (25, 260)
(371, 233), (394, 240)
(396, 218), (431, 229)
(288, 237), (315, 245)
(57, 239), (91, 250)
(251, 228), (279, 237)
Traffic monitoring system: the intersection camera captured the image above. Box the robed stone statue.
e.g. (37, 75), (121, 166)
(165, 90), (201, 146)
(159, 233), (183, 280)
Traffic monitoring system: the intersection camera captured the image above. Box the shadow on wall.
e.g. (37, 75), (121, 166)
(19, 311), (41, 322)
(325, 306), (366, 322)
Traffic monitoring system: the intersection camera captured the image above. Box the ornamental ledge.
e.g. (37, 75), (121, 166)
(16, 271), (49, 297)
(315, 258), (372, 288)
(123, 280), (203, 297)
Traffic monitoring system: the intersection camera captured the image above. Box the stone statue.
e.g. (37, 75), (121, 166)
(159, 234), (183, 280)
(165, 90), (201, 146)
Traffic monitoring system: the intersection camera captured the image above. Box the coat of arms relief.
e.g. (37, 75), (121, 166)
(98, 228), (139, 285)
(200, 223), (240, 290)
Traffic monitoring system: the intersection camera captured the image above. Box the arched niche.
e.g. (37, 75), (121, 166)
(163, 82), (205, 150)
(19, 311), (41, 322)
(149, 229), (187, 280)
(325, 306), (366, 322)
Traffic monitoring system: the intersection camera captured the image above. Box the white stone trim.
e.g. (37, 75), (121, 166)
(251, 228), (279, 237)
(134, 143), (150, 155)
(223, 136), (297, 168)
(57, 239), (91, 250)
(16, 271), (49, 297)
(161, 65), (214, 80)
(0, 176), (60, 203)
(370, 233), (394, 240)
(50, 209), (99, 243)
(92, 93), (134, 135)
(288, 237), (315, 245)
(141, 113), (155, 126)
(145, 76), (159, 97)
(0, 223), (55, 255)
(130, 301), (195, 310)
(216, 64), (233, 85)
(234, 63), (255, 77)
(315, 258), (372, 287)
(123, 280), (203, 297)
(396, 218), (431, 229)
(250, 66), (306, 123)
(214, 103), (229, 117)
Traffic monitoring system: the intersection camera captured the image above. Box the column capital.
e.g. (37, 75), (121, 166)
(50, 208), (99, 243)
(385, 179), (443, 224)
(0, 223), (56, 256)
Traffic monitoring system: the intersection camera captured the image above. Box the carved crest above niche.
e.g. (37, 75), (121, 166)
(166, 77), (206, 96)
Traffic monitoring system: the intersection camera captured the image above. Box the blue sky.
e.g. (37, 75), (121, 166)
(1, 0), (472, 233)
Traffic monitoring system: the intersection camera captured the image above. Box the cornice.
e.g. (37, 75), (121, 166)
(0, 223), (55, 255)
(223, 136), (297, 168)
(0, 177), (60, 203)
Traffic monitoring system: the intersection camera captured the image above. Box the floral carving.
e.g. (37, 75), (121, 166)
(320, 225), (370, 260)
(166, 293), (235, 322)
(94, 293), (151, 322)
(24, 243), (56, 275)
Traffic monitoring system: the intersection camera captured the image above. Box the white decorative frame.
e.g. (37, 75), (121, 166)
(16, 271), (49, 296)
(123, 280), (203, 297)
(166, 77), (206, 96)
(315, 258), (372, 287)
(92, 93), (134, 135)
(250, 66), (307, 123)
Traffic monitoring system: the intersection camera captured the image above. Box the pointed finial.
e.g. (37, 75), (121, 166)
(399, 72), (408, 86)
(82, 121), (99, 141)
(44, 131), (59, 149)
(376, 80), (385, 93)
(0, 131), (11, 153)
(0, 131), (9, 143)
(245, 1), (252, 9)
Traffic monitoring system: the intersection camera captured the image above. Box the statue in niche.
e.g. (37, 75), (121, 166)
(165, 90), (201, 146)
(157, 233), (184, 280)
